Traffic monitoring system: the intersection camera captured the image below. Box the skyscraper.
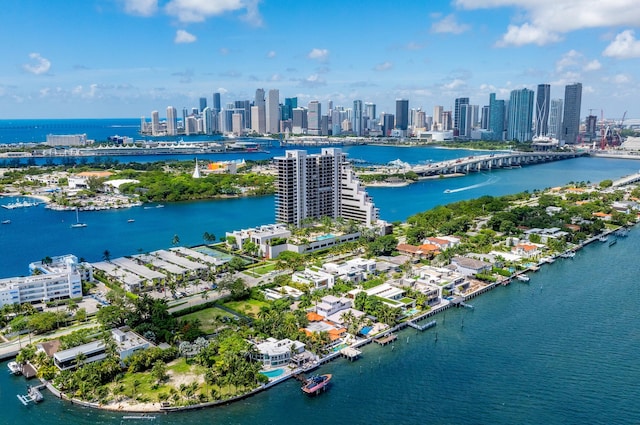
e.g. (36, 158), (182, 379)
(199, 97), (207, 113)
(454, 97), (469, 133)
(433, 105), (443, 130)
(507, 88), (535, 142)
(395, 99), (409, 131)
(253, 88), (266, 134)
(151, 110), (160, 136)
(266, 89), (280, 134)
(459, 104), (473, 138)
(562, 83), (582, 144)
(489, 93), (505, 141)
(548, 99), (563, 139)
(166, 106), (177, 136)
(212, 92), (221, 113)
(308, 101), (321, 135)
(274, 148), (378, 227)
(535, 84), (551, 138)
(283, 97), (297, 121)
(353, 100), (363, 136)
(365, 102), (376, 120)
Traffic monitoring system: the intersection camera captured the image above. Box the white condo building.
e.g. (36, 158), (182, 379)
(0, 255), (91, 307)
(274, 148), (378, 227)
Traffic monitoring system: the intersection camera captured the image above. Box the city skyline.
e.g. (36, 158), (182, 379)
(1, 0), (639, 119)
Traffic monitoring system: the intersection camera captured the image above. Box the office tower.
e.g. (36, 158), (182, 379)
(562, 83), (582, 144)
(481, 105), (490, 130)
(353, 100), (363, 136)
(320, 115), (329, 136)
(182, 107), (189, 129)
(459, 104), (473, 138)
(441, 111), (452, 131)
(535, 84), (551, 137)
(331, 110), (343, 135)
(253, 88), (266, 134)
(199, 97), (207, 113)
(585, 114), (598, 140)
(548, 99), (563, 139)
(166, 106), (177, 136)
(414, 110), (426, 129)
(212, 92), (221, 113)
(365, 102), (376, 120)
(274, 148), (378, 227)
(184, 116), (198, 135)
(381, 113), (395, 136)
(433, 105), (443, 130)
(292, 107), (307, 134)
(395, 99), (409, 131)
(151, 110), (160, 136)
(507, 88), (534, 142)
(232, 112), (244, 136)
(283, 97), (297, 121)
(202, 107), (216, 134)
(489, 93), (505, 141)
(266, 89), (280, 134)
(327, 100), (333, 113)
(454, 97), (469, 132)
(308, 101), (321, 135)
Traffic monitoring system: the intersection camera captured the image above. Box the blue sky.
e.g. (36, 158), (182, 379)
(1, 0), (639, 119)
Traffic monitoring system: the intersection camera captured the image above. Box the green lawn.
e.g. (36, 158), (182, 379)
(177, 307), (235, 333)
(224, 299), (270, 318)
(249, 262), (277, 275)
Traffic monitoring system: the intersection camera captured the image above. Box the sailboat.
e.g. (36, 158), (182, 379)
(70, 208), (87, 228)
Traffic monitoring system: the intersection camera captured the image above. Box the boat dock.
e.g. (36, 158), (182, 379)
(407, 319), (437, 331)
(17, 385), (44, 405)
(340, 346), (362, 361)
(374, 333), (398, 346)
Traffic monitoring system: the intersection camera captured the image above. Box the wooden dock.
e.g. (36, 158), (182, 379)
(340, 347), (362, 361)
(374, 333), (397, 346)
(17, 385), (44, 405)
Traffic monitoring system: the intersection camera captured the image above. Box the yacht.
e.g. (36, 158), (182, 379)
(70, 208), (87, 228)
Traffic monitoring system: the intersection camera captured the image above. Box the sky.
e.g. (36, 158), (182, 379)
(1, 0), (639, 120)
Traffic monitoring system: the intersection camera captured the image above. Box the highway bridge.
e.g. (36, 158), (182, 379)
(409, 151), (585, 177)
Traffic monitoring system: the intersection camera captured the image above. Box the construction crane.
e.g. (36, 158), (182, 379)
(620, 111), (628, 128)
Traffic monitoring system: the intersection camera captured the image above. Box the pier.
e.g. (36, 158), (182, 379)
(17, 385), (44, 405)
(407, 319), (437, 331)
(374, 333), (398, 346)
(340, 347), (362, 361)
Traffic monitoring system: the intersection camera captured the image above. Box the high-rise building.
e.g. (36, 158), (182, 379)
(395, 99), (409, 131)
(166, 106), (177, 136)
(292, 107), (307, 134)
(481, 105), (490, 130)
(585, 115), (598, 141)
(489, 93), (505, 141)
(381, 113), (395, 136)
(308, 101), (321, 135)
(151, 110), (160, 136)
(459, 104), (473, 138)
(199, 97), (207, 113)
(202, 107), (216, 134)
(274, 148), (378, 227)
(266, 89), (280, 134)
(507, 88), (535, 142)
(433, 105), (443, 130)
(353, 100), (363, 136)
(548, 99), (563, 139)
(365, 102), (376, 120)
(454, 97), (469, 132)
(212, 92), (221, 113)
(562, 83), (582, 144)
(535, 84), (551, 138)
(253, 88), (266, 134)
(441, 111), (452, 131)
(283, 97), (297, 121)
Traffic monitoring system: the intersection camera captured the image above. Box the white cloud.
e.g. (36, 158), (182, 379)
(431, 14), (470, 34)
(496, 23), (561, 47)
(374, 61), (393, 71)
(455, 0), (640, 46)
(584, 59), (602, 71)
(270, 73), (281, 81)
(556, 50), (582, 72)
(603, 30), (640, 59)
(23, 53), (51, 75)
(267, 50), (276, 58)
(298, 74), (326, 87)
(443, 79), (466, 90)
(307, 48), (329, 61)
(175, 29), (197, 44)
(608, 73), (631, 84)
(122, 0), (158, 16)
(165, 0), (263, 25)
(219, 47), (229, 55)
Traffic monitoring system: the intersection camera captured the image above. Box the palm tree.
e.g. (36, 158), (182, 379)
(203, 232), (216, 244)
(102, 249), (111, 262)
(172, 234), (180, 246)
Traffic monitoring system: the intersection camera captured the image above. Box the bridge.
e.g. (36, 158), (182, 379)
(408, 151), (585, 177)
(612, 172), (640, 187)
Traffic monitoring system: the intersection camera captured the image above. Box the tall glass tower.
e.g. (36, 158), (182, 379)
(507, 89), (534, 142)
(535, 84), (550, 138)
(562, 83), (582, 144)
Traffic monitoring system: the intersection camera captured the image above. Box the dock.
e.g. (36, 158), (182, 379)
(340, 346), (362, 361)
(374, 333), (397, 346)
(407, 319), (437, 331)
(17, 385), (44, 405)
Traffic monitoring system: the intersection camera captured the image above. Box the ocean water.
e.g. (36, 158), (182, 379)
(2, 229), (639, 425)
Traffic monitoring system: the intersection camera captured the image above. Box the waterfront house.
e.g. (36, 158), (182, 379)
(592, 212), (612, 221)
(315, 295), (352, 317)
(322, 257), (377, 283)
(292, 268), (335, 291)
(512, 243), (543, 259)
(253, 338), (305, 367)
(226, 224), (292, 259)
(450, 256), (492, 277)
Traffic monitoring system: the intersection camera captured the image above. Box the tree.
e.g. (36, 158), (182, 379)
(151, 360), (168, 384)
(172, 234), (181, 246)
(102, 250), (111, 262)
(203, 232), (216, 244)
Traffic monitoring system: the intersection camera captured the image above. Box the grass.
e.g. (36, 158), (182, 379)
(248, 262), (277, 276)
(177, 307), (235, 333)
(224, 299), (270, 318)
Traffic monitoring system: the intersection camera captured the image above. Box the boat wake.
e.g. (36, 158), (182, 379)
(444, 176), (499, 194)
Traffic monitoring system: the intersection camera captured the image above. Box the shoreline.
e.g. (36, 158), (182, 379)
(35, 223), (632, 414)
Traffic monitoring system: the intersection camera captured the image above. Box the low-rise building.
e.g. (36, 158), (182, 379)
(253, 338), (305, 367)
(292, 268), (335, 291)
(315, 295), (352, 317)
(450, 256), (492, 277)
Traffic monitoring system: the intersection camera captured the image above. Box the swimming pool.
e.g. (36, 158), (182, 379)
(315, 233), (335, 241)
(260, 368), (284, 379)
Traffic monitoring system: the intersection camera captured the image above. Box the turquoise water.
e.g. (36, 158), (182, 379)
(3, 230), (640, 424)
(315, 233), (335, 241)
(260, 368), (284, 379)
(193, 246), (235, 261)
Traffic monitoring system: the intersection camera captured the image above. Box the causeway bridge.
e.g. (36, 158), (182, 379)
(409, 151), (585, 177)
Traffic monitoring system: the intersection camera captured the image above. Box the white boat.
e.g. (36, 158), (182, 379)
(8, 361), (22, 375)
(70, 208), (87, 228)
(560, 251), (575, 259)
(516, 274), (530, 282)
(443, 189), (452, 194)
(1, 219), (10, 224)
(127, 219), (135, 223)
(598, 234), (608, 243)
